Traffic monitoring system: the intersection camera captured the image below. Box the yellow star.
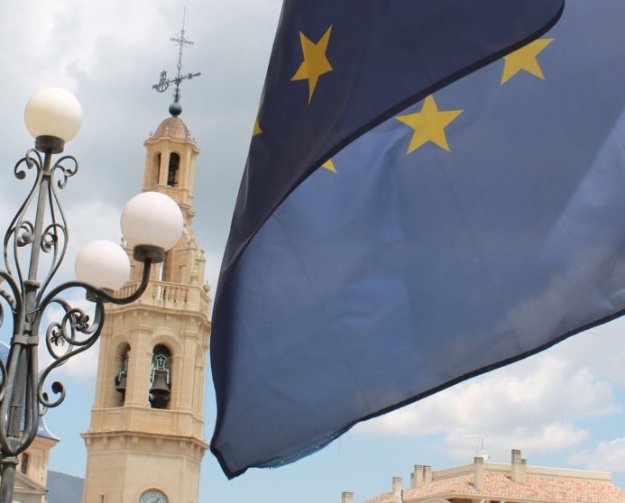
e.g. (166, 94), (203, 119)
(395, 95), (463, 153)
(322, 159), (336, 173)
(501, 38), (554, 84)
(253, 117), (262, 136)
(291, 26), (333, 103)
(253, 97), (263, 136)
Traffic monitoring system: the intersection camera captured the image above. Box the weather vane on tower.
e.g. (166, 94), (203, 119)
(152, 8), (201, 117)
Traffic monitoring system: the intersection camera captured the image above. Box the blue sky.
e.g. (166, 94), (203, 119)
(0, 1), (624, 502)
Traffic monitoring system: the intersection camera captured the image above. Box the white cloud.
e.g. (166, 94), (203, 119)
(355, 332), (620, 464)
(557, 318), (625, 388)
(0, 0), (177, 92)
(441, 423), (590, 463)
(571, 438), (625, 474)
(64, 198), (125, 259)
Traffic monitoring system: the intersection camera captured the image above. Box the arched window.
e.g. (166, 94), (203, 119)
(149, 345), (172, 409)
(113, 345), (130, 407)
(167, 153), (180, 187)
(153, 152), (162, 186)
(20, 453), (29, 475)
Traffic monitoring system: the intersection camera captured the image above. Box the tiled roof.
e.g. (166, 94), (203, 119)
(150, 116), (191, 140)
(403, 471), (625, 503)
(362, 452), (625, 503)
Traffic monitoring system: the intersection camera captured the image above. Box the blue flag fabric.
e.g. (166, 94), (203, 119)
(211, 0), (572, 477)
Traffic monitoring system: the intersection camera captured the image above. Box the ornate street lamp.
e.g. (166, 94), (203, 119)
(0, 88), (184, 502)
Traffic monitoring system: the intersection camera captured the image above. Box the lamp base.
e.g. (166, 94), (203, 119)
(133, 245), (165, 264)
(35, 136), (65, 154)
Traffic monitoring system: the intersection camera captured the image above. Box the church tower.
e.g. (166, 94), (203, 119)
(81, 99), (211, 503)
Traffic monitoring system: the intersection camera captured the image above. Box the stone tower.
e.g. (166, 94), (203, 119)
(81, 107), (211, 503)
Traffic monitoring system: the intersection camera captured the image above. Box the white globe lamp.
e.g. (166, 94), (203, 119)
(121, 192), (184, 260)
(24, 87), (83, 153)
(75, 240), (131, 290)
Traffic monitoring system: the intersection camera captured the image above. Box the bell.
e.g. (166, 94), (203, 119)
(149, 370), (170, 397)
(115, 373), (127, 394)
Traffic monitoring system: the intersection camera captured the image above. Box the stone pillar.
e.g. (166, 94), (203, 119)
(411, 465), (423, 488)
(341, 491), (354, 503)
(511, 449), (527, 482)
(423, 465), (432, 483)
(473, 456), (485, 489)
(392, 476), (403, 494)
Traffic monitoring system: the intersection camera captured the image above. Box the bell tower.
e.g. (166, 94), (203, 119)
(81, 102), (211, 503)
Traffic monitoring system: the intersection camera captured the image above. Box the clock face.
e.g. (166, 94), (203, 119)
(138, 489), (168, 503)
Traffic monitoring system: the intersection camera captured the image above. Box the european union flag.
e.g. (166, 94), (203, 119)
(210, 0), (575, 477)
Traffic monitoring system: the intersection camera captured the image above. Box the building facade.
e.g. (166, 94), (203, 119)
(81, 109), (211, 503)
(350, 449), (625, 503)
(15, 424), (58, 503)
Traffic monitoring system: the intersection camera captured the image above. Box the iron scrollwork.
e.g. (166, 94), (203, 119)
(0, 147), (155, 498)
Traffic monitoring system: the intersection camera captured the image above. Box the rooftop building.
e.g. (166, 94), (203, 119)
(346, 449), (625, 503)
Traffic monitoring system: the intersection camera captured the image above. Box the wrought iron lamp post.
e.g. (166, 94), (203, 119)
(0, 88), (184, 502)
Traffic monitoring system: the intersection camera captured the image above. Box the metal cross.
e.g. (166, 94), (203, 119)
(152, 8), (201, 104)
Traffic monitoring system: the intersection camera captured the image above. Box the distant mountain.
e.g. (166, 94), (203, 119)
(46, 471), (83, 503)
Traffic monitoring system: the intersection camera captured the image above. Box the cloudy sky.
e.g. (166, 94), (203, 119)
(0, 1), (624, 502)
